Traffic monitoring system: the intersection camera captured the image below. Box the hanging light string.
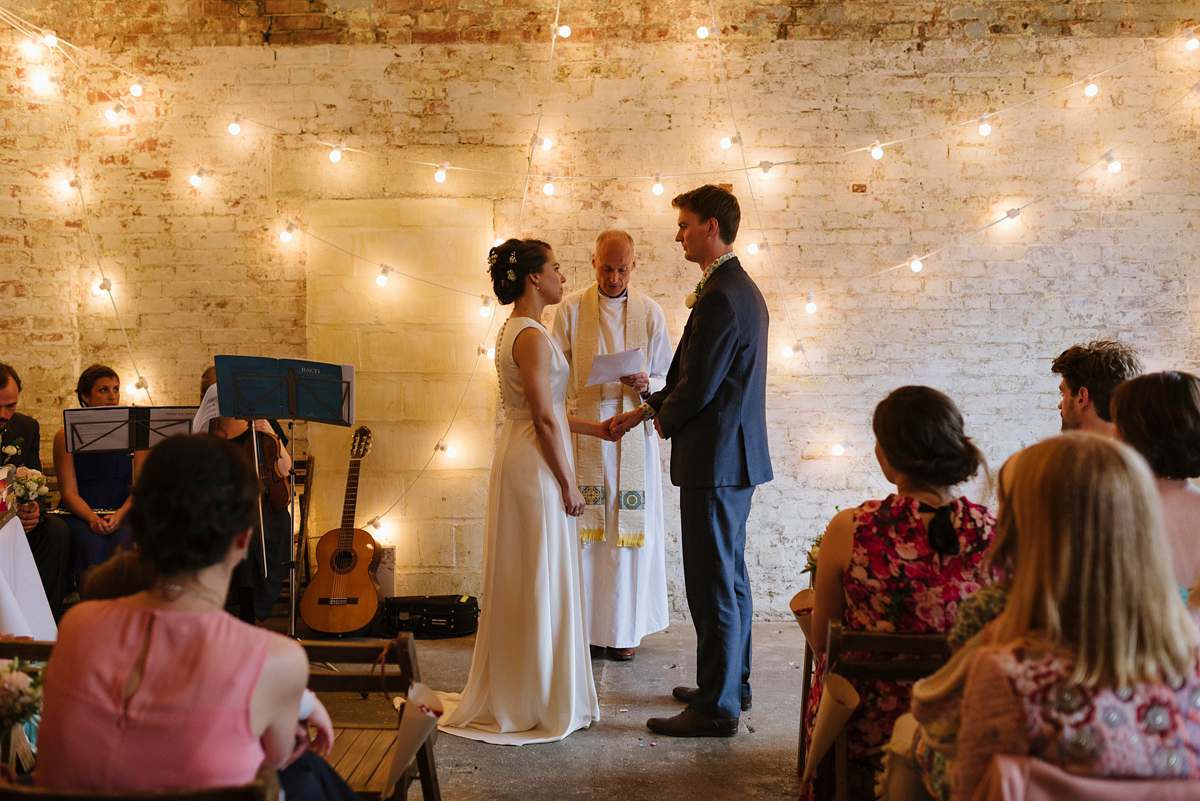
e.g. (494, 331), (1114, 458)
(43, 43), (154, 403)
(515, 0), (566, 232)
(1, 7), (1192, 189)
(793, 81), (1200, 306)
(706, 1), (883, 487)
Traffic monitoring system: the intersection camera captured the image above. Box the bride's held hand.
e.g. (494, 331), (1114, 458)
(563, 485), (585, 517)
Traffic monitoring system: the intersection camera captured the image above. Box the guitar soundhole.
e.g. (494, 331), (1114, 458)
(331, 549), (358, 574)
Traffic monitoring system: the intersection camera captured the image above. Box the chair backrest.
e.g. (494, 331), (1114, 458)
(0, 641), (54, 662)
(293, 455), (315, 583)
(972, 755), (1200, 801)
(302, 633), (420, 693)
(825, 622), (951, 682)
(0, 764), (280, 801)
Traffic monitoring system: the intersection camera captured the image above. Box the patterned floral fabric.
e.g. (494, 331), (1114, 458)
(802, 495), (995, 798)
(952, 628), (1200, 801)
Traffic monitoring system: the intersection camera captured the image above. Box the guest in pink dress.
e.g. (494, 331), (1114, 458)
(35, 435), (357, 800)
(951, 434), (1200, 801)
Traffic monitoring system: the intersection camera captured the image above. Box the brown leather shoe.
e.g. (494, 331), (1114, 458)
(607, 647), (635, 661)
(646, 707), (738, 738)
(589, 645), (605, 659)
(671, 685), (752, 711)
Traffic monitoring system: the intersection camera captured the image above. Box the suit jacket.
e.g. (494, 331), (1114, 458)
(1, 412), (43, 472)
(648, 257), (772, 488)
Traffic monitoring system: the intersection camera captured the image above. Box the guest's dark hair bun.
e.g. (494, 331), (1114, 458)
(872, 385), (985, 488)
(488, 238), (551, 305)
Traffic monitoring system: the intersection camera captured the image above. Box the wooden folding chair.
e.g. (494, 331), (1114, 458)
(802, 622), (951, 801)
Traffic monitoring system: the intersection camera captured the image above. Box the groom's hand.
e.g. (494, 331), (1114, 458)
(609, 409), (644, 438)
(654, 417), (664, 438)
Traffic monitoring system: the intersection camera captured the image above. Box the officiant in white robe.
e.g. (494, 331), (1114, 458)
(551, 230), (672, 660)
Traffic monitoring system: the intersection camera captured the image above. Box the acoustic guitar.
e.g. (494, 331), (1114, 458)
(300, 426), (383, 635)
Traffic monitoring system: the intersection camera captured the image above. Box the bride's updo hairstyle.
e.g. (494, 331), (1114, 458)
(873, 386), (986, 554)
(488, 238), (552, 305)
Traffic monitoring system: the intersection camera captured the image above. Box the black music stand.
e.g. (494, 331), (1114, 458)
(214, 355), (355, 637)
(64, 406), (197, 454)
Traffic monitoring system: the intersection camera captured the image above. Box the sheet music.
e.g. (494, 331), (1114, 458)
(64, 407), (132, 453)
(146, 407), (197, 446)
(192, 385), (220, 434)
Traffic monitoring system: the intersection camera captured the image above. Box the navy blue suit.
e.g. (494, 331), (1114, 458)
(647, 256), (772, 718)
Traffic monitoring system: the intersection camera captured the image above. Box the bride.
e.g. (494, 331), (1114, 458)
(438, 238), (611, 744)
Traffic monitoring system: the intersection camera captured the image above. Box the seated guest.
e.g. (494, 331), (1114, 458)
(35, 435), (356, 799)
(1111, 371), (1200, 601)
(0, 362), (71, 620)
(804, 386), (995, 798)
(1051, 340), (1141, 435)
(53, 365), (148, 592)
(949, 434), (1200, 801)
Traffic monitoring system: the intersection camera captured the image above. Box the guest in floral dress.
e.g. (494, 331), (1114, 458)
(947, 433), (1200, 801)
(804, 386), (995, 798)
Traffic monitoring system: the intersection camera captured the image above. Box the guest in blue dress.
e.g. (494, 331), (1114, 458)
(52, 365), (148, 591)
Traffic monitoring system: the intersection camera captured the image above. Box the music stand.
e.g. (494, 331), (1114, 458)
(64, 406), (197, 454)
(214, 355), (355, 637)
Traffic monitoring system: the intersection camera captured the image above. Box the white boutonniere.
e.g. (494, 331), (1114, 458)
(684, 252), (735, 309)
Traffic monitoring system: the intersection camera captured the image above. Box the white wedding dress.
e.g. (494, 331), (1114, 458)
(437, 316), (600, 745)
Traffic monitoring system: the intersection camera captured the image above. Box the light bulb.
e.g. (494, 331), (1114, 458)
(652, 174), (664, 195)
(228, 115), (242, 135)
(747, 243), (758, 255)
(279, 223), (295, 243)
(978, 115), (991, 137)
(31, 72), (52, 92)
(487, 346), (496, 360)
(1083, 77), (1098, 97)
(434, 163), (448, 183)
(479, 296), (493, 317)
(436, 439), (456, 458)
(493, 237), (505, 247)
(445, 445), (457, 458)
(540, 137), (553, 151)
(759, 160), (773, 178)
(696, 26), (709, 39)
(368, 517), (382, 530)
(542, 175), (555, 195)
(1188, 31), (1199, 51)
(93, 277), (112, 296)
(719, 134), (739, 150)
(782, 341), (802, 358)
(40, 31), (57, 48)
(329, 144), (344, 163)
(1005, 208), (1021, 222)
(832, 443), (845, 457)
(20, 40), (41, 59)
(805, 291), (817, 315)
(126, 382), (139, 394)
(377, 265), (393, 286)
(189, 168), (206, 187)
(557, 25), (571, 38)
(59, 175), (79, 192)
(870, 142), (884, 160)
(105, 103), (123, 122)
(909, 256), (923, 273)
(1105, 153), (1122, 173)
(129, 80), (144, 97)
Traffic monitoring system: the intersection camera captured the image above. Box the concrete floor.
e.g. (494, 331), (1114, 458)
(312, 622), (806, 800)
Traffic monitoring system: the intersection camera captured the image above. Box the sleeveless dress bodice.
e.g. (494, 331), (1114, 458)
(496, 316), (570, 419)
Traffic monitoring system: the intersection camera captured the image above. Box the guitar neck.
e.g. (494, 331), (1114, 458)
(338, 459), (362, 547)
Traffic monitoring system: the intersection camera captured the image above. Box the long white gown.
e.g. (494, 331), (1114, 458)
(437, 316), (600, 745)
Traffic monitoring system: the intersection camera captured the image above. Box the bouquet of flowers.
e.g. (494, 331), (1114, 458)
(0, 659), (41, 734)
(11, 467), (49, 504)
(802, 534), (822, 581)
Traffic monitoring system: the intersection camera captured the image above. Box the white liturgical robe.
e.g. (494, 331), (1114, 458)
(552, 284), (672, 648)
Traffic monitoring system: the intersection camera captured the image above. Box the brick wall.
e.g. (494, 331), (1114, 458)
(2, 2), (1198, 617)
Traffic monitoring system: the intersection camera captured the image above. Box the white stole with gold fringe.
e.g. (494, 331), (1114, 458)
(575, 285), (647, 547)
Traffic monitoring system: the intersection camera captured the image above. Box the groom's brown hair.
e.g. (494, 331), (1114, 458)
(672, 185), (740, 245)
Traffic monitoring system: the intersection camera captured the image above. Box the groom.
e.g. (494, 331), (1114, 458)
(611, 184), (772, 736)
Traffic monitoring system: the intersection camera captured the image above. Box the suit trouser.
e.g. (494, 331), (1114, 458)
(28, 514), (71, 622)
(679, 485), (755, 719)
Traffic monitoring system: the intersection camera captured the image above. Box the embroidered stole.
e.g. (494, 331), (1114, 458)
(576, 285), (647, 547)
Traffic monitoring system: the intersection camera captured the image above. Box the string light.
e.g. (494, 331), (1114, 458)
(479, 296), (494, 317)
(39, 30), (57, 47)
(1105, 152), (1122, 173)
(696, 26), (709, 39)
(652, 174), (664, 195)
(279, 222), (296, 243)
(126, 376), (148, 396)
(59, 175), (79, 192)
(493, 237), (505, 247)
(328, 144), (345, 163)
(30, 71), (53, 92)
(542, 174), (555, 195)
(367, 517), (382, 530)
(782, 341), (803, 358)
(1083, 76), (1099, 97)
(435, 439), (456, 458)
(805, 292), (817, 315)
(104, 102), (124, 122)
(746, 241), (768, 255)
(832, 441), (849, 457)
(534, 136), (553, 151)
(188, 167), (206, 187)
(129, 79), (144, 97)
(376, 264), (393, 286)
(758, 160), (773, 178)
(20, 40), (40, 59)
(719, 134), (740, 150)
(228, 115), (242, 136)
(478, 344), (496, 360)
(434, 163), (448, 183)
(978, 115), (992, 137)
(1188, 30), (1199, 51)
(1005, 208), (1021, 222)
(557, 25), (571, 38)
(92, 277), (112, 296)
(908, 256), (923, 273)
(870, 141), (884, 160)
